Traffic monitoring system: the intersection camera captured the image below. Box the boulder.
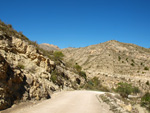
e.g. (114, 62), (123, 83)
(26, 45), (37, 54)
(12, 37), (28, 53)
(40, 72), (51, 80)
(25, 74), (33, 85)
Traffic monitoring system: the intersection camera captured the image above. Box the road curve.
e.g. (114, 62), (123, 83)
(4, 91), (113, 113)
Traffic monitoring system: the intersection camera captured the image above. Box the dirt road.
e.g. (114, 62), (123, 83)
(3, 90), (113, 113)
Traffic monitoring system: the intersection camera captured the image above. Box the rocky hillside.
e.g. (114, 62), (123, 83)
(0, 20), (85, 110)
(39, 43), (60, 51)
(62, 40), (150, 92)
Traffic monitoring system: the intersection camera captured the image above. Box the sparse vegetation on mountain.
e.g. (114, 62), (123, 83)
(115, 82), (140, 98)
(17, 63), (25, 69)
(118, 56), (121, 61)
(0, 20), (29, 41)
(131, 63), (134, 66)
(131, 59), (135, 63)
(146, 81), (150, 85)
(53, 51), (64, 60)
(0, 20), (58, 61)
(141, 92), (150, 111)
(62, 40), (150, 86)
(83, 77), (109, 92)
(74, 63), (82, 72)
(51, 70), (58, 83)
(73, 63), (87, 80)
(144, 67), (149, 70)
(79, 71), (86, 80)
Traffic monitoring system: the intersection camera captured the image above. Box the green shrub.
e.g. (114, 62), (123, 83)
(141, 92), (150, 111)
(118, 56), (121, 61)
(65, 60), (74, 67)
(131, 59), (135, 63)
(92, 77), (100, 86)
(79, 71), (86, 80)
(146, 81), (149, 85)
(73, 63), (87, 80)
(84, 78), (100, 90)
(17, 64), (25, 69)
(132, 87), (140, 94)
(115, 82), (140, 98)
(50, 71), (57, 83)
(74, 63), (82, 72)
(83, 77), (109, 92)
(131, 63), (134, 66)
(53, 51), (64, 60)
(144, 67), (149, 70)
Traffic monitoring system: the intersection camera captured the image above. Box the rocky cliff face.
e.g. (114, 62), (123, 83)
(0, 54), (26, 110)
(0, 21), (85, 110)
(62, 40), (150, 92)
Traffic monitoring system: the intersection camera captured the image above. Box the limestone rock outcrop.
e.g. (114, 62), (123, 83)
(0, 54), (26, 110)
(0, 26), (84, 110)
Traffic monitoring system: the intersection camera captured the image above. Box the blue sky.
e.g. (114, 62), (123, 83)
(0, 0), (150, 48)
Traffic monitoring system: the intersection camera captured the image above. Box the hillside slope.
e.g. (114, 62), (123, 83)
(62, 40), (150, 91)
(0, 20), (85, 110)
(63, 40), (150, 76)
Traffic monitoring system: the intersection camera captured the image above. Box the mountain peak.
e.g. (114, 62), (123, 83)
(39, 43), (60, 51)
